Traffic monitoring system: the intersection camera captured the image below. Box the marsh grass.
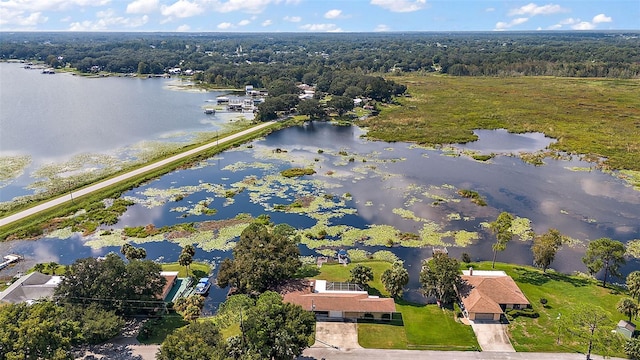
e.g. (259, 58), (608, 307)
(361, 75), (640, 171)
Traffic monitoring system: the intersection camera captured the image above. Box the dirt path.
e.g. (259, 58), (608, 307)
(0, 121), (275, 228)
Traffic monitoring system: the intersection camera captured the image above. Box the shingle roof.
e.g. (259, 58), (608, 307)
(459, 275), (529, 314)
(0, 272), (60, 304)
(283, 288), (396, 313)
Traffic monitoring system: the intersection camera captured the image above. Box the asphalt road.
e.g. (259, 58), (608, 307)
(0, 121), (276, 228)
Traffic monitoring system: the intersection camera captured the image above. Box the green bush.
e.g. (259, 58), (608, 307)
(506, 307), (539, 319)
(280, 168), (316, 178)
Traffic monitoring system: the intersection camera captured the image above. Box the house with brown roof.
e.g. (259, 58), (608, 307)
(283, 280), (396, 321)
(458, 269), (530, 321)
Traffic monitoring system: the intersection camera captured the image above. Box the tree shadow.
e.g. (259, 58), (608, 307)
(192, 269), (208, 279)
(513, 267), (589, 287)
(294, 264), (320, 278)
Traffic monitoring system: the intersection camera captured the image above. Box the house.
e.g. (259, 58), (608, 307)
(159, 271), (178, 301)
(0, 272), (62, 304)
(616, 320), (636, 339)
(283, 279), (396, 321)
(458, 269), (530, 321)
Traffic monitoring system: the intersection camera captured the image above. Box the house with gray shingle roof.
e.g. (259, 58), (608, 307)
(0, 272), (62, 304)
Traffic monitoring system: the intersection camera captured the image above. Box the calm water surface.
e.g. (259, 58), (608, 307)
(1, 67), (639, 306)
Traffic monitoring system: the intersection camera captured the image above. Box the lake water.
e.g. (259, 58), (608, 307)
(0, 62), (249, 202)
(1, 63), (639, 306)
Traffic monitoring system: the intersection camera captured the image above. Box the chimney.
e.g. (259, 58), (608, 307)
(469, 267), (473, 276)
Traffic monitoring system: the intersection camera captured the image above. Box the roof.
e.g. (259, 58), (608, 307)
(459, 274), (529, 315)
(0, 272), (61, 304)
(618, 320), (636, 331)
(158, 272), (178, 301)
(283, 291), (396, 313)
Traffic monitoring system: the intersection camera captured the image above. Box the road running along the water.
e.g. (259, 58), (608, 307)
(0, 121), (276, 228)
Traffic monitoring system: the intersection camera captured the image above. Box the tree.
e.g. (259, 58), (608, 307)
(157, 321), (226, 360)
(617, 298), (639, 322)
(54, 253), (165, 315)
(419, 253), (462, 306)
(349, 264), (374, 289)
(328, 95), (354, 116)
(582, 238), (626, 287)
(625, 338), (640, 360)
(532, 228), (564, 272)
(34, 263), (45, 273)
(179, 245), (195, 275)
(174, 295), (205, 322)
(627, 271), (640, 302)
(0, 301), (81, 360)
(216, 222), (301, 293)
(489, 212), (514, 268)
(381, 262), (409, 298)
(297, 98), (325, 119)
(564, 305), (623, 360)
(48, 261), (60, 275)
(243, 291), (315, 360)
(63, 303), (124, 345)
(120, 243), (146, 261)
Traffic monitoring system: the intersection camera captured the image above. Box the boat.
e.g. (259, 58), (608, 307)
(194, 277), (211, 295)
(204, 108), (215, 114)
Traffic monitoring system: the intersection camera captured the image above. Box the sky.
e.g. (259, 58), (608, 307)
(0, 0), (638, 32)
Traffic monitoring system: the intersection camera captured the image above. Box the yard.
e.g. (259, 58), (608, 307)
(468, 262), (629, 358)
(315, 260), (479, 350)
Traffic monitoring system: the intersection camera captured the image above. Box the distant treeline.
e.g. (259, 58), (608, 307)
(2, 32), (639, 85)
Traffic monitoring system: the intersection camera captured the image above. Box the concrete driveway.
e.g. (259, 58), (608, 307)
(469, 320), (515, 352)
(311, 321), (362, 351)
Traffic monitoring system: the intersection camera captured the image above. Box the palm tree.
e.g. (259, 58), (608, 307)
(617, 298), (639, 322)
(34, 263), (46, 273)
(47, 261), (60, 275)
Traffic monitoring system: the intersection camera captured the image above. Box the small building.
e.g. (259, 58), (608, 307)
(0, 272), (62, 304)
(616, 320), (636, 339)
(458, 270), (530, 321)
(283, 280), (396, 321)
(158, 271), (178, 301)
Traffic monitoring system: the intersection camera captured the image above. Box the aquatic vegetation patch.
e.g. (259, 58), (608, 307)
(280, 167), (316, 178)
(618, 170), (640, 191)
(0, 154), (31, 185)
(317, 248), (337, 257)
(347, 249), (370, 261)
(392, 208), (425, 222)
(453, 230), (480, 247)
(222, 161), (275, 172)
(447, 213), (462, 221)
(457, 189), (487, 206)
(371, 250), (401, 264)
(565, 166), (593, 172)
(480, 216), (533, 241)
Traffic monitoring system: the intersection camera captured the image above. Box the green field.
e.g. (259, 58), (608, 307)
(361, 75), (640, 172)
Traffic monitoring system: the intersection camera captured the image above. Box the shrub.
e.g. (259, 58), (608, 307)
(280, 168), (316, 178)
(506, 308), (539, 319)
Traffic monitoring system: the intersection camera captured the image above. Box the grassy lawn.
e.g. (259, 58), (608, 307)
(137, 314), (189, 344)
(468, 262), (628, 357)
(361, 75), (640, 172)
(160, 261), (212, 278)
(316, 260), (478, 350)
(313, 260), (392, 296)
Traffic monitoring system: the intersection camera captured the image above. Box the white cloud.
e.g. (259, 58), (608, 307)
(217, 21), (233, 29)
(299, 23), (342, 32)
(126, 0), (159, 14)
(176, 24), (190, 31)
(238, 19), (250, 26)
(494, 17), (529, 31)
(284, 15), (301, 22)
(160, 0), (204, 19)
(592, 13), (612, 23)
(68, 9), (148, 31)
(214, 0), (278, 14)
(1, 0), (110, 13)
(262, 19), (272, 26)
(324, 9), (342, 19)
(571, 21), (594, 30)
(374, 24), (390, 32)
(0, 9), (47, 27)
(508, 3), (567, 16)
(370, 0), (426, 13)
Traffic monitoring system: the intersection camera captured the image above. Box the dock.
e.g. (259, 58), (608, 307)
(0, 254), (23, 270)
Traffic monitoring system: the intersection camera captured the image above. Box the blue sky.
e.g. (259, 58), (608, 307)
(0, 0), (638, 32)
